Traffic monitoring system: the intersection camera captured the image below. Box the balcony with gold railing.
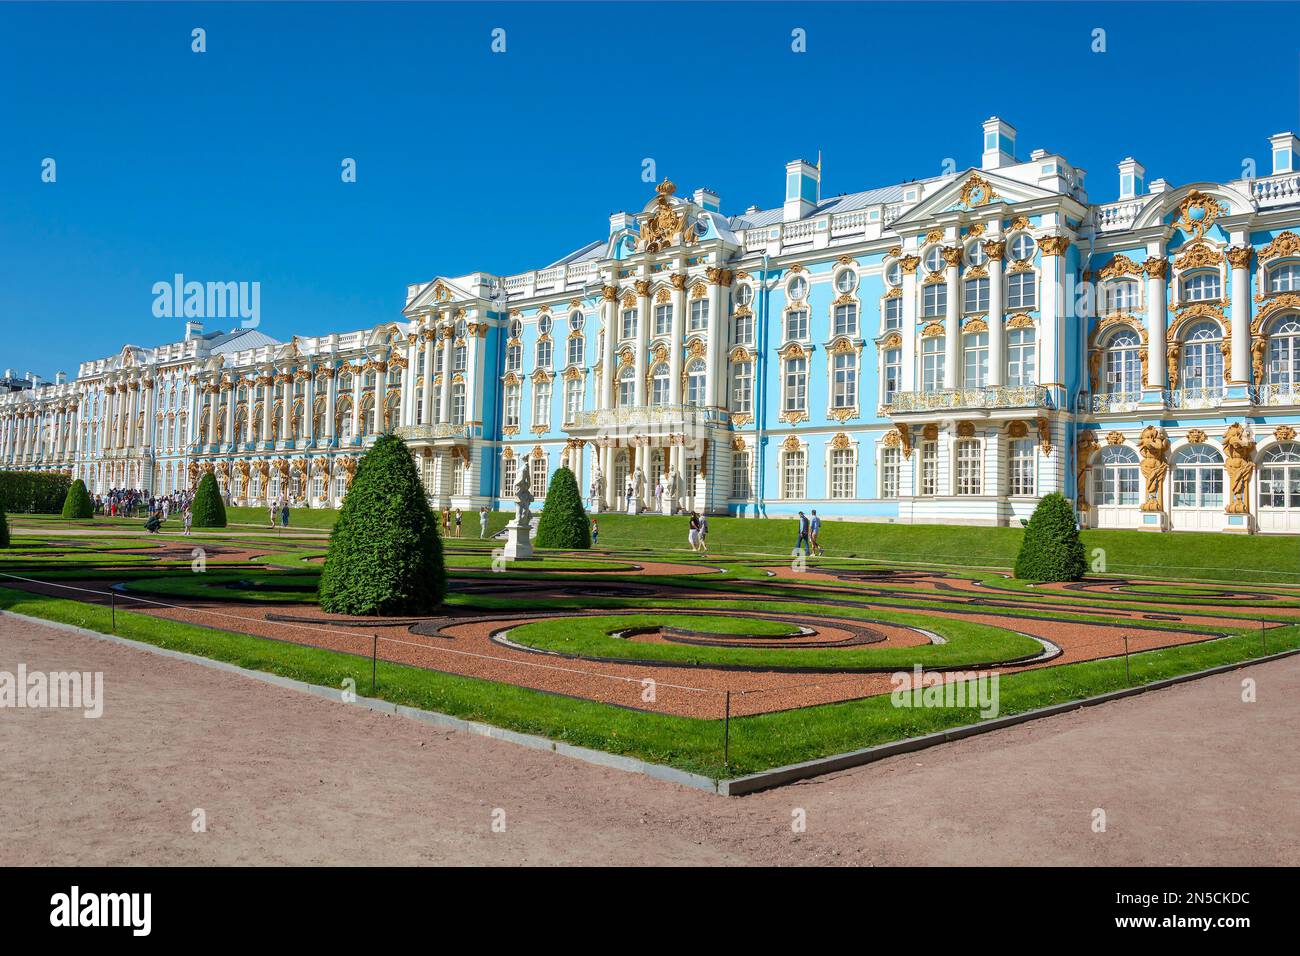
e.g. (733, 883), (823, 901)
(886, 385), (1052, 415)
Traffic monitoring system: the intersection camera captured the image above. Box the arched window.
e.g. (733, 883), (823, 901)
(963, 331), (989, 387)
(1006, 326), (1036, 387)
(1259, 442), (1300, 508)
(686, 359), (707, 406)
(617, 365), (635, 407)
(650, 363), (670, 406)
(1093, 445), (1141, 506)
(1181, 321), (1224, 391)
(1267, 318), (1300, 388)
(1105, 329), (1142, 398)
(1172, 445), (1224, 509)
(1181, 271), (1221, 302)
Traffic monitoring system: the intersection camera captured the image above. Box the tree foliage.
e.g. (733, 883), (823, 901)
(61, 478), (94, 519)
(317, 434), (446, 615)
(1013, 492), (1087, 582)
(533, 466), (590, 550)
(191, 472), (228, 528)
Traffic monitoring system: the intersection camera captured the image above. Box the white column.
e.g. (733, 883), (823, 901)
(325, 366), (337, 439)
(600, 288), (617, 409)
(986, 239), (1005, 387)
(634, 279), (650, 406)
(401, 335), (417, 425)
(466, 320), (483, 424)
(304, 370), (315, 441)
(669, 275), (687, 405)
(420, 331), (435, 424)
(349, 369), (361, 441)
(1039, 237), (1068, 386)
(900, 254), (920, 390)
(207, 382), (219, 445)
(1144, 254), (1168, 389)
(942, 248), (961, 389)
(439, 332), (454, 423)
(260, 374), (274, 444)
(1228, 245), (1252, 384)
(223, 384), (236, 446)
(706, 271), (728, 408)
(375, 356), (389, 431)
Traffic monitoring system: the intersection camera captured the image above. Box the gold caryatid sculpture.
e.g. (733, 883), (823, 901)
(1138, 425), (1169, 512)
(637, 179), (696, 254)
(1222, 422), (1256, 514)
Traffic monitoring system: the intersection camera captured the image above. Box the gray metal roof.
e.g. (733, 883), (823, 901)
(545, 239), (605, 268)
(208, 328), (281, 353)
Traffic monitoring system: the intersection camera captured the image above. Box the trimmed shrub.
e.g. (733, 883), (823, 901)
(1013, 492), (1086, 582)
(0, 505), (9, 549)
(317, 434), (445, 615)
(533, 466), (590, 550)
(0, 471), (72, 514)
(61, 479), (94, 519)
(190, 473), (227, 528)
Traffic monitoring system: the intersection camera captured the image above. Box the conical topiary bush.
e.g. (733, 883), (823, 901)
(1013, 492), (1086, 582)
(61, 478), (94, 519)
(317, 434), (445, 615)
(533, 466), (590, 550)
(190, 472), (227, 528)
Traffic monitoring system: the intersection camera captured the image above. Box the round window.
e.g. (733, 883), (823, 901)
(1010, 234), (1036, 261)
(924, 247), (944, 273)
(736, 284), (754, 306)
(835, 270), (857, 293)
(538, 314), (552, 336)
(788, 276), (808, 301)
(569, 310), (583, 331)
(966, 242), (987, 267)
(884, 262), (902, 286)
(509, 318), (522, 339)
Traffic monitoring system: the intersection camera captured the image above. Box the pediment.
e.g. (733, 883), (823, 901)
(404, 277), (477, 313)
(891, 169), (1059, 230)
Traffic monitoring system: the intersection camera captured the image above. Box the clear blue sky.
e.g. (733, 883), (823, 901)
(2, 1), (1298, 377)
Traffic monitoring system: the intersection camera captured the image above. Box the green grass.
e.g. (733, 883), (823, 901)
(3, 585), (1295, 779)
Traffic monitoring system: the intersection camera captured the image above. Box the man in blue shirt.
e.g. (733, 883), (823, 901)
(795, 511), (810, 556)
(809, 509), (822, 556)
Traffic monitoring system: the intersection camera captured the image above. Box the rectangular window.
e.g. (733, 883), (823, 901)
(501, 456), (517, 497)
(1007, 272), (1037, 310)
(964, 278), (989, 313)
(533, 382), (551, 428)
(832, 352), (857, 409)
(832, 303), (858, 337)
(963, 332), (989, 387)
(783, 358), (807, 412)
(621, 309), (637, 340)
(830, 448), (855, 499)
(1009, 438), (1036, 496)
(567, 337), (584, 367)
(565, 379), (583, 423)
(782, 450), (806, 499)
(731, 451), (752, 499)
(955, 439), (983, 495)
(882, 296), (902, 330)
(922, 282), (947, 318)
(689, 299), (709, 331)
(785, 309), (808, 341)
(655, 304), (672, 336)
(731, 361), (753, 414)
(880, 446), (900, 499)
(884, 349), (901, 405)
(504, 385), (520, 428)
(920, 441), (937, 496)
(530, 458), (547, 498)
(734, 312), (754, 345)
(922, 339), (945, 392)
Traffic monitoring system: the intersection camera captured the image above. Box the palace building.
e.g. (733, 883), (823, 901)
(4, 117), (1300, 533)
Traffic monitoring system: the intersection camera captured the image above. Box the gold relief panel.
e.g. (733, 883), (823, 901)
(621, 291), (636, 308)
(921, 322), (945, 338)
(690, 282), (708, 299)
(1036, 417), (1053, 455)
(1099, 254), (1143, 280)
(1257, 292), (1300, 324)
(921, 423), (939, 441)
(1106, 430), (1126, 445)
(963, 317), (989, 333)
(618, 349), (635, 367)
(1173, 190), (1226, 240)
(1258, 231), (1300, 262)
(1173, 242), (1223, 271)
(899, 255), (921, 275)
(1275, 425), (1297, 442)
(965, 222), (985, 239)
(780, 409), (809, 425)
(882, 287), (902, 299)
(829, 406), (858, 423)
(732, 435), (747, 451)
(1009, 215), (1031, 231)
(965, 264), (988, 279)
(832, 293), (857, 307)
(1142, 257), (1169, 280)
(879, 331), (903, 350)
(830, 432), (853, 450)
(655, 288), (671, 303)
(956, 420), (976, 438)
(1007, 419), (1029, 439)
(958, 174), (998, 208)
(634, 280), (652, 297)
(729, 346), (754, 363)
(778, 341), (807, 360)
(687, 339), (707, 358)
(837, 255), (856, 265)
(923, 271), (946, 285)
(787, 263), (806, 274)
(924, 229), (944, 245)
(780, 434), (802, 452)
(731, 413), (753, 428)
(1186, 428), (1208, 444)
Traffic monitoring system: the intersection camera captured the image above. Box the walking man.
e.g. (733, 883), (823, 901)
(794, 511), (811, 556)
(809, 509), (823, 556)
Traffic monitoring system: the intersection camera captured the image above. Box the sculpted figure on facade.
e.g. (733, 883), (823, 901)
(1222, 423), (1256, 514)
(1138, 425), (1170, 512)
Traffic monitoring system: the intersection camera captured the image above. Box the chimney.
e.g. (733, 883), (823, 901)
(693, 187), (721, 212)
(55, 371), (67, 385)
(609, 211), (632, 237)
(1269, 132), (1300, 175)
(981, 117), (1017, 170)
(783, 159), (820, 222)
(184, 319), (204, 341)
(1117, 157), (1145, 199)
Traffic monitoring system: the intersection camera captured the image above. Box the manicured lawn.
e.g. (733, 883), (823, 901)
(2, 585), (1294, 779)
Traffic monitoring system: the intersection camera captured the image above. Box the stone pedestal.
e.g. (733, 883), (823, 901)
(502, 516), (538, 560)
(589, 498), (602, 515)
(661, 497), (675, 516)
(1221, 511), (1255, 534)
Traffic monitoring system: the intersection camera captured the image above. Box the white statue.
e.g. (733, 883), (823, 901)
(633, 466), (645, 496)
(514, 462), (533, 523)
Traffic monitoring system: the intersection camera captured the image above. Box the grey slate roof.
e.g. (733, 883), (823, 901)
(206, 328), (281, 353)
